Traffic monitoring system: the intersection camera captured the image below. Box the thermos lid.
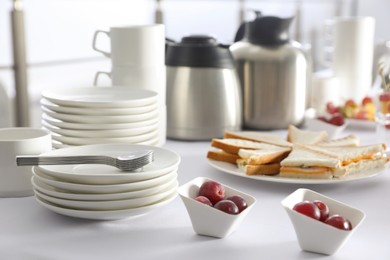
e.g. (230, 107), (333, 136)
(166, 35), (235, 69)
(235, 11), (294, 46)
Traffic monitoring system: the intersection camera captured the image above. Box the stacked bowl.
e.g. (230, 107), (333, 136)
(31, 144), (180, 220)
(40, 87), (163, 149)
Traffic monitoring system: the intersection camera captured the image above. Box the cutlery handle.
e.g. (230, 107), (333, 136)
(16, 155), (108, 166)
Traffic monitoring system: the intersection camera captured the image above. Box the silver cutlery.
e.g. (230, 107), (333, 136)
(16, 150), (154, 171)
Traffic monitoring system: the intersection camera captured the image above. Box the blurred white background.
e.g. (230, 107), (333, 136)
(0, 0), (389, 127)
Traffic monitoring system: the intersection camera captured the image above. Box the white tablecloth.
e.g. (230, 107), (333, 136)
(0, 128), (389, 260)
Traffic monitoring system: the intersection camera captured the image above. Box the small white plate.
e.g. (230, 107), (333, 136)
(33, 168), (178, 194)
(42, 120), (160, 138)
(35, 144), (181, 185)
(32, 175), (178, 201)
(42, 107), (159, 124)
(346, 118), (376, 130)
(207, 159), (388, 184)
(34, 181), (178, 211)
(49, 129), (159, 146)
(41, 98), (159, 116)
(34, 190), (178, 220)
(42, 87), (158, 108)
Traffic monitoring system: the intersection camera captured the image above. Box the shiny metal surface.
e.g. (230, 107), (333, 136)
(166, 66), (242, 140)
(230, 40), (310, 130)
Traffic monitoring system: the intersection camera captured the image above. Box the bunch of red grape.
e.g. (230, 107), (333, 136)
(293, 200), (352, 231)
(194, 181), (248, 215)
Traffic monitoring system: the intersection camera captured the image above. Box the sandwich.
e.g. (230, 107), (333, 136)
(317, 134), (360, 147)
(287, 124), (328, 145)
(280, 143), (389, 179)
(210, 138), (290, 155)
(223, 130), (293, 148)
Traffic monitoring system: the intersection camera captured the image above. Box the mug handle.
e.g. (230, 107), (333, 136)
(92, 30), (110, 57)
(93, 71), (111, 86)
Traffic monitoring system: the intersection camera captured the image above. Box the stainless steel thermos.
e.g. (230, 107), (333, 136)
(166, 35), (242, 140)
(230, 12), (310, 130)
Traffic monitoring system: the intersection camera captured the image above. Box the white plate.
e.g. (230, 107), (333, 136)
(34, 191), (178, 220)
(42, 87), (158, 108)
(32, 175), (178, 201)
(42, 113), (160, 130)
(49, 130), (159, 146)
(207, 159), (388, 184)
(35, 144), (181, 184)
(42, 107), (159, 124)
(41, 98), (159, 116)
(33, 168), (178, 194)
(346, 118), (376, 130)
(42, 120), (160, 138)
(33, 181), (178, 211)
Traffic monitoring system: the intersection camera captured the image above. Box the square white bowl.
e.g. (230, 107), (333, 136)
(178, 176), (256, 238)
(281, 188), (365, 255)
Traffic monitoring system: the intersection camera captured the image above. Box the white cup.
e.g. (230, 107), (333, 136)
(310, 71), (340, 113)
(0, 128), (52, 197)
(92, 24), (165, 67)
(322, 17), (375, 102)
(94, 66), (166, 106)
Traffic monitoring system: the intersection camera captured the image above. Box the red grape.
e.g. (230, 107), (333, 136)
(293, 201), (321, 220)
(194, 196), (213, 206)
(214, 200), (239, 215)
(198, 181), (225, 205)
(313, 200), (329, 222)
(226, 195), (247, 213)
(326, 102), (340, 115)
(328, 114), (345, 126)
(325, 214), (352, 231)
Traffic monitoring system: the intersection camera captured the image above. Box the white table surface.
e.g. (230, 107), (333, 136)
(1, 128), (389, 260)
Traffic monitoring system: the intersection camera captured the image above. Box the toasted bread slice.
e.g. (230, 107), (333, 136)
(207, 150), (240, 164)
(287, 124), (328, 145)
(237, 159), (280, 175)
(224, 130), (292, 148)
(238, 148), (290, 165)
(317, 134), (360, 147)
(211, 138), (288, 155)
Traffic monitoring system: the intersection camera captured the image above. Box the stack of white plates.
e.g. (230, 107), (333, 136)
(31, 144), (180, 220)
(40, 87), (162, 149)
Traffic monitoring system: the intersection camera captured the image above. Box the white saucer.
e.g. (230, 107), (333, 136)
(41, 98), (159, 116)
(42, 113), (160, 130)
(33, 168), (178, 193)
(35, 190), (178, 220)
(42, 107), (159, 124)
(42, 87), (159, 108)
(49, 129), (159, 146)
(42, 120), (160, 138)
(32, 175), (178, 201)
(34, 181), (178, 211)
(35, 144), (181, 185)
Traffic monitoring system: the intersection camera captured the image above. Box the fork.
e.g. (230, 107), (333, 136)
(16, 150), (154, 172)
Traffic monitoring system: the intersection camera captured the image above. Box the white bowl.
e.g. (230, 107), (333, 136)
(281, 188), (365, 255)
(178, 177), (256, 238)
(305, 117), (347, 140)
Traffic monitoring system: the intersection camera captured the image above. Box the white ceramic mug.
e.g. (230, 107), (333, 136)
(321, 17), (375, 101)
(0, 128), (52, 197)
(94, 66), (166, 106)
(92, 24), (165, 67)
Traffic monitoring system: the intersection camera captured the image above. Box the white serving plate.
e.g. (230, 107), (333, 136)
(41, 98), (159, 116)
(35, 144), (181, 185)
(42, 107), (159, 124)
(207, 159), (388, 184)
(34, 181), (178, 211)
(41, 87), (158, 108)
(32, 175), (178, 201)
(42, 113), (160, 130)
(33, 168), (178, 194)
(35, 190), (178, 220)
(49, 129), (159, 146)
(42, 120), (159, 138)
